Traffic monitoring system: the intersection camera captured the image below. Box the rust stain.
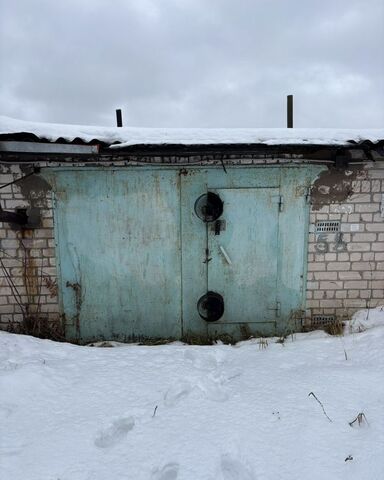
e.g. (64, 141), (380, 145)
(44, 276), (58, 297)
(310, 166), (366, 211)
(66, 281), (82, 333)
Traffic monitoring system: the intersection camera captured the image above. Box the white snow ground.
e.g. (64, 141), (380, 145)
(1, 308), (384, 480)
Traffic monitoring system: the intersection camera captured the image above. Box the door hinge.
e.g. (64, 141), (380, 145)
(305, 187), (311, 204)
(278, 195), (284, 212)
(268, 301), (281, 317)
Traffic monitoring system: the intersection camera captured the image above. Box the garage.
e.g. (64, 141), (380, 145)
(50, 165), (320, 342)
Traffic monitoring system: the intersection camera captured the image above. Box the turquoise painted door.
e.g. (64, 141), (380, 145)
(180, 166), (324, 339)
(52, 169), (181, 342)
(46, 165), (324, 342)
(207, 188), (280, 327)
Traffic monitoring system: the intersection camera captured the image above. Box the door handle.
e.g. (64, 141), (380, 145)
(219, 245), (232, 265)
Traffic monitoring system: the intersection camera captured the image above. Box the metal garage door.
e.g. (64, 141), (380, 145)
(49, 165), (321, 342)
(53, 169), (181, 342)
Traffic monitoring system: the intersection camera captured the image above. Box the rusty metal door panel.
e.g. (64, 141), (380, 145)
(208, 188), (280, 326)
(53, 169), (181, 342)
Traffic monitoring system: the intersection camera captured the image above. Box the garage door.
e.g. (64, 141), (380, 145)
(53, 169), (181, 342)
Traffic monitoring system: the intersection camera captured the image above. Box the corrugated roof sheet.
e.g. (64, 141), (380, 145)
(0, 115), (383, 148)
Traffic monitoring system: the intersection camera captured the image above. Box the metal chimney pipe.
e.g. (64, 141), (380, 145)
(287, 95), (293, 128)
(116, 109), (123, 127)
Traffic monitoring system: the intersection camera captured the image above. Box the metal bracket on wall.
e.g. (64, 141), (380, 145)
(0, 205), (41, 229)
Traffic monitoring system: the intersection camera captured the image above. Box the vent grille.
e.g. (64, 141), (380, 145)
(312, 314), (336, 326)
(315, 221), (340, 233)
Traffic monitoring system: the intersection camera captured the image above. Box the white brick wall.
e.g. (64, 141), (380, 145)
(306, 162), (384, 323)
(0, 165), (60, 330)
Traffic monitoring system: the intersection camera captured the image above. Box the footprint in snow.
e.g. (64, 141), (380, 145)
(164, 381), (193, 407)
(0, 361), (21, 373)
(197, 375), (229, 402)
(221, 455), (255, 480)
(94, 416), (135, 448)
(198, 369), (242, 402)
(151, 463), (179, 480)
(184, 350), (218, 370)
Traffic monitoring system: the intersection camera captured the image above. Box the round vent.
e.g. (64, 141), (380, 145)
(197, 291), (224, 322)
(194, 192), (223, 223)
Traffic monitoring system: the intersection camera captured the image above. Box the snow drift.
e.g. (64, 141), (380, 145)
(1, 308), (384, 480)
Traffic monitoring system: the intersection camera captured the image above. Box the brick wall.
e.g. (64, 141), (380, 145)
(0, 165), (60, 331)
(306, 162), (384, 323)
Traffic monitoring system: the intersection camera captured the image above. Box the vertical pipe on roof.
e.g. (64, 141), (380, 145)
(287, 95), (293, 128)
(116, 109), (123, 127)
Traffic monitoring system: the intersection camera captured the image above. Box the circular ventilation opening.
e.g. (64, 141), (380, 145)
(194, 192), (223, 223)
(197, 291), (224, 322)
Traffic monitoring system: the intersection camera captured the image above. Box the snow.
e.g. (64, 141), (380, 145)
(1, 310), (384, 480)
(347, 306), (384, 333)
(0, 115), (383, 148)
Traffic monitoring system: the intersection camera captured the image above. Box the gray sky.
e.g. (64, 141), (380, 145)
(1, 0), (383, 128)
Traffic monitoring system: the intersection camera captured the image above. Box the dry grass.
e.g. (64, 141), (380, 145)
(7, 314), (65, 342)
(258, 337), (269, 350)
(323, 319), (344, 336)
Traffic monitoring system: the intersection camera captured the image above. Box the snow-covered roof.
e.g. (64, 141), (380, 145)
(0, 115), (383, 148)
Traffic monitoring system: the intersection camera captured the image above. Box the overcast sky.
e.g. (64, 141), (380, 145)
(0, 0), (383, 128)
